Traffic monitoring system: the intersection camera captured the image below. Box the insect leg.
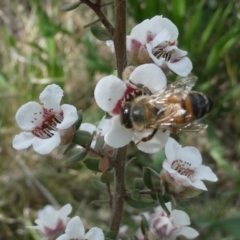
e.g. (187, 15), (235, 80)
(135, 129), (158, 145)
(129, 80), (152, 95)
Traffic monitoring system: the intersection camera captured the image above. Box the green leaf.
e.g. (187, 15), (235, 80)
(72, 130), (92, 147)
(59, 2), (81, 11)
(100, 172), (114, 183)
(63, 143), (76, 155)
(124, 196), (154, 209)
(140, 213), (149, 236)
(91, 25), (111, 41)
(143, 167), (153, 189)
(90, 199), (109, 206)
(94, 136), (104, 151)
(84, 157), (101, 172)
(134, 178), (145, 190)
(74, 110), (83, 130)
(105, 231), (116, 240)
(67, 150), (87, 162)
(131, 189), (141, 201)
(156, 193), (170, 215)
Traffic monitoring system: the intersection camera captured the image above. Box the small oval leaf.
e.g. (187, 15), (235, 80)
(134, 178), (145, 190)
(91, 25), (111, 41)
(140, 213), (149, 236)
(100, 172), (113, 183)
(84, 157), (101, 172)
(64, 142), (76, 154)
(74, 110), (83, 129)
(143, 167), (153, 189)
(73, 130), (92, 147)
(131, 189), (141, 201)
(67, 150), (87, 162)
(59, 2), (81, 11)
(124, 196), (154, 209)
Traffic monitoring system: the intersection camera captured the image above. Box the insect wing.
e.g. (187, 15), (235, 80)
(151, 76), (198, 98)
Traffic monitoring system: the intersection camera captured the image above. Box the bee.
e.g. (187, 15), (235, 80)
(120, 77), (214, 143)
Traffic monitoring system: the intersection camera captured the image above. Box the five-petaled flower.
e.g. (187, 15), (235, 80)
(56, 216), (105, 240)
(27, 204), (72, 239)
(160, 137), (218, 198)
(12, 84), (78, 154)
(94, 63), (170, 153)
(126, 15), (192, 77)
(148, 202), (199, 240)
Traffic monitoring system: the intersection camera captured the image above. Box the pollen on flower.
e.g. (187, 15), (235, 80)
(32, 108), (64, 139)
(171, 160), (195, 177)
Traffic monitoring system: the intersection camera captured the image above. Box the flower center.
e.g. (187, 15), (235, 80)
(171, 159), (195, 178)
(152, 41), (175, 62)
(32, 108), (63, 139)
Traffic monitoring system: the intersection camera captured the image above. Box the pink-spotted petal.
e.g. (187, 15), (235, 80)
(133, 129), (170, 154)
(39, 84), (63, 112)
(165, 137), (182, 163)
(15, 102), (43, 131)
(12, 132), (35, 150)
(104, 116), (132, 148)
(129, 64), (167, 93)
(85, 227), (105, 240)
(32, 132), (61, 154)
(167, 57), (193, 77)
(94, 75), (127, 112)
(57, 104), (78, 130)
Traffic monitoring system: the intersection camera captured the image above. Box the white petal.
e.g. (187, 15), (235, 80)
(15, 102), (43, 130)
(148, 15), (163, 35)
(104, 116), (132, 148)
(193, 165), (218, 182)
(85, 227), (104, 240)
(56, 234), (68, 240)
(151, 29), (171, 48)
(171, 47), (187, 59)
(129, 63), (167, 93)
(58, 204), (72, 224)
(162, 161), (177, 174)
(167, 57), (193, 77)
(129, 19), (151, 44)
(80, 123), (97, 134)
(57, 104), (78, 129)
(160, 17), (179, 41)
(97, 117), (112, 136)
(165, 137), (182, 164)
(106, 40), (115, 53)
(178, 146), (202, 167)
(65, 216), (85, 238)
(191, 180), (207, 191)
(133, 129), (169, 153)
(177, 226), (199, 239)
(146, 43), (165, 66)
(94, 75), (126, 112)
(171, 210), (190, 226)
(39, 84), (63, 112)
(32, 132), (61, 154)
(12, 132), (35, 150)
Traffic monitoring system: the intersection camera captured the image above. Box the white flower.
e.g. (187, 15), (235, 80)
(12, 84), (78, 154)
(79, 117), (112, 149)
(56, 216), (104, 240)
(27, 204), (72, 239)
(148, 202), (199, 240)
(94, 64), (170, 153)
(106, 40), (115, 53)
(127, 15), (192, 77)
(160, 137), (218, 198)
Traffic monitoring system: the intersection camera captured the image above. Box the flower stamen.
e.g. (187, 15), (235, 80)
(152, 41), (175, 62)
(171, 160), (194, 177)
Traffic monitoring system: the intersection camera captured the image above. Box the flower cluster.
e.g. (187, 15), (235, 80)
(28, 204), (104, 240)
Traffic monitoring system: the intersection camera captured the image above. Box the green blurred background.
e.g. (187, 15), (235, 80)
(0, 0), (240, 239)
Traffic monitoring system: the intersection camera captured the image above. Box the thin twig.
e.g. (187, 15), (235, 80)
(125, 188), (162, 196)
(81, 0), (115, 38)
(106, 183), (113, 208)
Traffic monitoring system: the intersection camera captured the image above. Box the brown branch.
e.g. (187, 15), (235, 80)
(81, 0), (115, 38)
(106, 183), (113, 209)
(125, 188), (162, 196)
(108, 0), (127, 237)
